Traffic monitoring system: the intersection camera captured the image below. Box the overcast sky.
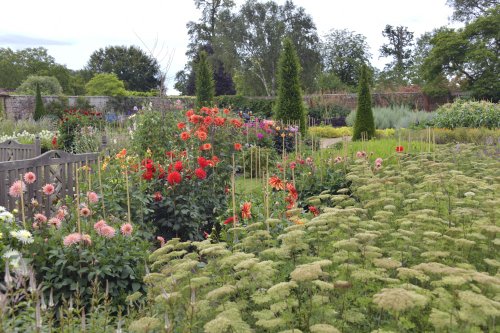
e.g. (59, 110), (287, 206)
(0, 0), (459, 94)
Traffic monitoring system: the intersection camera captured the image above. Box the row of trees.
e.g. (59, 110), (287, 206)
(175, 0), (499, 100)
(0, 45), (162, 96)
(0, 0), (497, 100)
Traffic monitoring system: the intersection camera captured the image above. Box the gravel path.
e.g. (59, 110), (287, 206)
(319, 136), (352, 149)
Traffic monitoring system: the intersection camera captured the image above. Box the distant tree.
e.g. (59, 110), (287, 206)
(274, 39), (306, 135)
(352, 65), (375, 141)
(421, 6), (499, 101)
(0, 47), (73, 93)
(195, 51), (215, 108)
(86, 46), (160, 92)
(85, 73), (127, 96)
(34, 84), (46, 120)
(233, 0), (320, 96)
(380, 25), (414, 84)
(16, 75), (63, 95)
(446, 0), (498, 22)
(321, 29), (372, 89)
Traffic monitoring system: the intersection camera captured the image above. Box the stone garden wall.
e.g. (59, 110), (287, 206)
(0, 92), (454, 120)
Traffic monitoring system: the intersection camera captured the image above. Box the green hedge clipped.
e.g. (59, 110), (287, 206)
(215, 95), (275, 118)
(432, 99), (500, 129)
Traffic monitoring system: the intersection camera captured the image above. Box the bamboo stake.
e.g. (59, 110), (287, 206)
(19, 175), (26, 229)
(97, 157), (106, 219)
(250, 148), (253, 180)
(231, 154), (238, 242)
(124, 167), (132, 225)
(242, 150), (246, 180)
(75, 168), (81, 234)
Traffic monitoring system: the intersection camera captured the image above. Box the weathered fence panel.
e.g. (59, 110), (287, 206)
(0, 150), (99, 218)
(0, 137), (41, 162)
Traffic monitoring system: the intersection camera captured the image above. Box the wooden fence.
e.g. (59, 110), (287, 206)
(0, 150), (99, 218)
(0, 137), (41, 162)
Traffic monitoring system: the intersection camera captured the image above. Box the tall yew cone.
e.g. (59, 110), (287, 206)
(352, 65), (375, 140)
(195, 51), (215, 109)
(34, 83), (46, 121)
(274, 38), (306, 135)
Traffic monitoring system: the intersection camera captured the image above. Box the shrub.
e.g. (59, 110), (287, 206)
(16, 75), (63, 95)
(85, 73), (127, 96)
(309, 126), (395, 139)
(33, 83), (46, 121)
(431, 99), (500, 129)
(195, 51), (215, 109)
(346, 106), (436, 129)
(216, 95), (275, 118)
(352, 65), (375, 140)
(0, 98), (4, 120)
(274, 38), (307, 135)
(58, 109), (103, 152)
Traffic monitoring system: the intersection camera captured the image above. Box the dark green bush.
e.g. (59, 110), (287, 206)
(352, 65), (375, 140)
(215, 95), (275, 118)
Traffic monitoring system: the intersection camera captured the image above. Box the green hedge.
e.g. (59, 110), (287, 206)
(432, 99), (499, 129)
(215, 95), (275, 118)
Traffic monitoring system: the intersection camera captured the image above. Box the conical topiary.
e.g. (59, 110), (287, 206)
(274, 38), (307, 135)
(34, 83), (46, 120)
(195, 51), (215, 109)
(352, 65), (375, 140)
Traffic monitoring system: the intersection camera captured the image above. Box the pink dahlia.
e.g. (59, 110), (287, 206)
(94, 220), (107, 233)
(87, 191), (99, 204)
(80, 207), (91, 217)
(48, 217), (62, 229)
(9, 180), (26, 198)
(100, 225), (115, 238)
(63, 233), (82, 247)
(120, 223), (133, 236)
(34, 213), (47, 223)
(23, 172), (37, 184)
(42, 183), (55, 196)
(157, 236), (165, 247)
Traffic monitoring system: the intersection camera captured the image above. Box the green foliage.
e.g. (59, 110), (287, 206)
(85, 45), (160, 92)
(431, 99), (500, 128)
(446, 0), (498, 22)
(195, 51), (215, 108)
(215, 95), (275, 118)
(16, 75), (63, 95)
(133, 144), (500, 332)
(44, 95), (69, 119)
(0, 98), (4, 120)
(421, 7), (500, 101)
(321, 29), (372, 88)
(402, 127), (500, 144)
(347, 106), (436, 129)
(379, 25), (415, 85)
(58, 109), (103, 152)
(85, 73), (127, 96)
(33, 84), (46, 121)
(309, 126), (395, 139)
(274, 38), (307, 135)
(352, 65), (375, 140)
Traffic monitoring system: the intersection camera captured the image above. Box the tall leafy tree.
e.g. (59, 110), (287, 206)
(274, 38), (306, 135)
(233, 0), (320, 96)
(421, 6), (499, 101)
(321, 29), (372, 89)
(353, 65), (375, 141)
(0, 47), (74, 94)
(176, 0), (236, 96)
(379, 25), (414, 84)
(446, 0), (498, 22)
(195, 51), (215, 108)
(85, 73), (127, 96)
(86, 46), (160, 92)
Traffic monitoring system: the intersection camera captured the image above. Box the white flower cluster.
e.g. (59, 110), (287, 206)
(10, 229), (34, 244)
(0, 130), (58, 143)
(0, 206), (14, 223)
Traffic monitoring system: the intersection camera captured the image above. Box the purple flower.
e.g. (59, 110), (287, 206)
(257, 133), (264, 140)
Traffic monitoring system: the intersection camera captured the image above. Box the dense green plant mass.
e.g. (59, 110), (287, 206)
(347, 106), (436, 129)
(352, 65), (375, 140)
(195, 51), (215, 109)
(216, 95), (275, 118)
(16, 75), (63, 96)
(432, 99), (500, 129)
(274, 38), (307, 135)
(85, 73), (127, 96)
(133, 144), (500, 332)
(33, 83), (46, 121)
